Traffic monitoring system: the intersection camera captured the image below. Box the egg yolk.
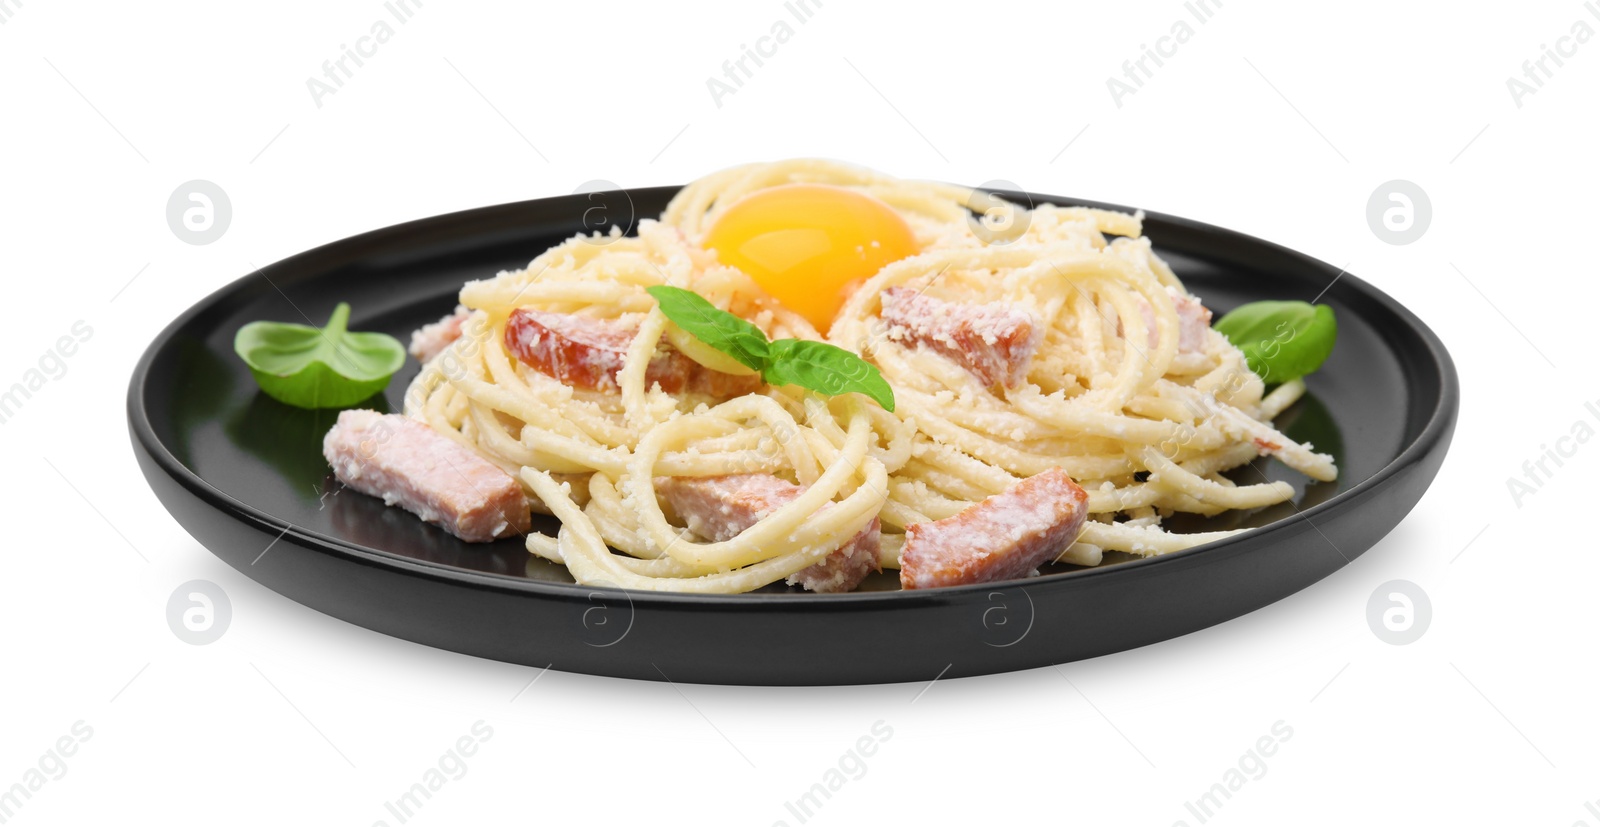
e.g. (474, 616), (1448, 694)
(703, 183), (917, 332)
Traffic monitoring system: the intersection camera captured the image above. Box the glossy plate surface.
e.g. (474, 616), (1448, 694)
(128, 186), (1458, 685)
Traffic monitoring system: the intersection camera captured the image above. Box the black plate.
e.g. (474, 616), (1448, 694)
(128, 186), (1458, 685)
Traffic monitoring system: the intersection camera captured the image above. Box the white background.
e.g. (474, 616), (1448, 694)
(2, 0), (1596, 824)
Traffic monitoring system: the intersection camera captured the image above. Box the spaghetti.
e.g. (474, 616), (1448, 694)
(399, 159), (1335, 593)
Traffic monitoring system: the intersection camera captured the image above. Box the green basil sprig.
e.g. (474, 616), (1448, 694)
(646, 286), (895, 412)
(1213, 300), (1337, 385)
(234, 302), (405, 409)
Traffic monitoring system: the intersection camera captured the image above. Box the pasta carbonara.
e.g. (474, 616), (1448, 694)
(382, 159), (1334, 594)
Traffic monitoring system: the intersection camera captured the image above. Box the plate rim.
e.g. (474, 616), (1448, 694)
(126, 185), (1460, 607)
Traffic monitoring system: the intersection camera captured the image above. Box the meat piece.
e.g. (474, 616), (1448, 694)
(879, 286), (1038, 388)
(899, 467), (1089, 590)
(409, 306), (472, 363)
(1253, 436), (1282, 455)
(505, 308), (673, 391)
(655, 474), (880, 593)
(1125, 288), (1213, 353)
(505, 308), (762, 396)
(322, 410), (530, 542)
(1175, 292), (1213, 352)
(685, 363), (765, 398)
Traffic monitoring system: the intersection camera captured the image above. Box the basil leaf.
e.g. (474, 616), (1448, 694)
(762, 339), (896, 412)
(1213, 300), (1337, 385)
(234, 302), (405, 409)
(645, 285), (895, 411)
(646, 285), (771, 372)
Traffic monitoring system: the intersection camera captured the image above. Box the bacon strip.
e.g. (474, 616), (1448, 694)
(409, 306), (473, 363)
(505, 308), (761, 396)
(1125, 288), (1213, 353)
(323, 410), (530, 543)
(899, 467), (1089, 589)
(1175, 292), (1213, 352)
(879, 286), (1038, 388)
(655, 474), (880, 593)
